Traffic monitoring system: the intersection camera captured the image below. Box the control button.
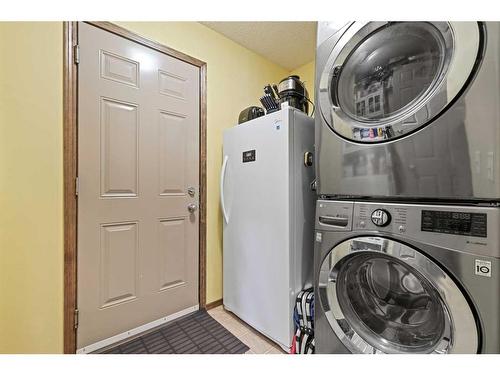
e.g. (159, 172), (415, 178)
(398, 225), (406, 233)
(359, 220), (366, 228)
(371, 209), (391, 227)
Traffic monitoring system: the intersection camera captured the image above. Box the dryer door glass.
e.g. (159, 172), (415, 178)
(318, 237), (479, 354)
(338, 22), (446, 122)
(319, 22), (482, 143)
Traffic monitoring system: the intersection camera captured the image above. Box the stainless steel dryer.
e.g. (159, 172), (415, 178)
(314, 199), (500, 354)
(315, 22), (500, 201)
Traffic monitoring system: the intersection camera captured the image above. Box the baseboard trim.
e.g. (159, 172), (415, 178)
(205, 299), (223, 310)
(76, 305), (199, 354)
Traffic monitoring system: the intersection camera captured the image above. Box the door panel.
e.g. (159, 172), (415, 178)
(159, 70), (188, 99)
(77, 22), (200, 350)
(100, 50), (140, 87)
(158, 111), (187, 196)
(99, 222), (139, 308)
(100, 98), (139, 197)
(158, 218), (187, 291)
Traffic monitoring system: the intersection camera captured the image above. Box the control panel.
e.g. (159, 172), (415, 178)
(242, 149), (256, 163)
(354, 202), (409, 234)
(315, 200), (500, 259)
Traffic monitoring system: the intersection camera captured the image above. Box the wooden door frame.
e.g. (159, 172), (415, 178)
(63, 21), (208, 354)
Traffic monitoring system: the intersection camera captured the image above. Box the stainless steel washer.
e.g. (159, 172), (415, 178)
(314, 199), (500, 353)
(315, 22), (500, 201)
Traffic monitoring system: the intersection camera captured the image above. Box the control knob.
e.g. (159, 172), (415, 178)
(371, 209), (391, 227)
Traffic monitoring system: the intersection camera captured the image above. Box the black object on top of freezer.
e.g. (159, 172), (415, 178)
(264, 83), (279, 102)
(259, 84), (281, 114)
(259, 99), (279, 115)
(277, 75), (314, 115)
(260, 94), (280, 113)
(238, 106), (265, 124)
(250, 77), (315, 120)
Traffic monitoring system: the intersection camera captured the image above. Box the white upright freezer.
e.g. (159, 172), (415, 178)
(221, 105), (315, 350)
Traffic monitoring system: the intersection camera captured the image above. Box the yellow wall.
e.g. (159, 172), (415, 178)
(0, 21), (289, 353)
(0, 22), (63, 353)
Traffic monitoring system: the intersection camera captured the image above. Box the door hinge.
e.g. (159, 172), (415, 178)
(74, 309), (79, 330)
(75, 177), (79, 197)
(73, 44), (80, 65)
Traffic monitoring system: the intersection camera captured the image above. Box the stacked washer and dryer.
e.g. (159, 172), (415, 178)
(313, 22), (500, 354)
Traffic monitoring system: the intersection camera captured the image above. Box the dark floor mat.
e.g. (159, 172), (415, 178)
(100, 310), (249, 354)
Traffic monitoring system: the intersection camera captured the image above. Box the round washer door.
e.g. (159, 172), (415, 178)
(318, 237), (479, 354)
(319, 22), (482, 143)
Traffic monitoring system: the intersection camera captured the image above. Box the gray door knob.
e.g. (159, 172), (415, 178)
(187, 203), (198, 213)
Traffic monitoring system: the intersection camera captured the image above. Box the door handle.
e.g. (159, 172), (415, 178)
(319, 215), (349, 227)
(330, 65), (342, 110)
(187, 203), (198, 213)
(220, 155), (229, 224)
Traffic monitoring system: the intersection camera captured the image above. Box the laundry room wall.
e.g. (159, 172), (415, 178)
(0, 21), (289, 353)
(0, 22), (64, 354)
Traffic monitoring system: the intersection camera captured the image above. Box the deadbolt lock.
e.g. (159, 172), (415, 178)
(187, 187), (196, 197)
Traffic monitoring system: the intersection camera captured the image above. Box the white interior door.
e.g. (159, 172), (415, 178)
(77, 22), (200, 352)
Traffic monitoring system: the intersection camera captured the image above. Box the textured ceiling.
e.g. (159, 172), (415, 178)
(200, 22), (316, 70)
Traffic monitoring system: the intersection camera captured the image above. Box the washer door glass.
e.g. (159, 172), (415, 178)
(318, 237), (478, 354)
(337, 253), (446, 353)
(319, 22), (482, 142)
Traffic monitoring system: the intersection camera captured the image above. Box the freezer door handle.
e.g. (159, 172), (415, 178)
(220, 155), (229, 224)
(319, 215), (349, 227)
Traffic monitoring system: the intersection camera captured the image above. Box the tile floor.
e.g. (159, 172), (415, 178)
(207, 305), (288, 354)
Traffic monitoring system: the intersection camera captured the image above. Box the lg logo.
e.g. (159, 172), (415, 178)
(475, 259), (492, 278)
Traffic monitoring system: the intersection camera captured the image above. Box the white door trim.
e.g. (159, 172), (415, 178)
(76, 304), (199, 354)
